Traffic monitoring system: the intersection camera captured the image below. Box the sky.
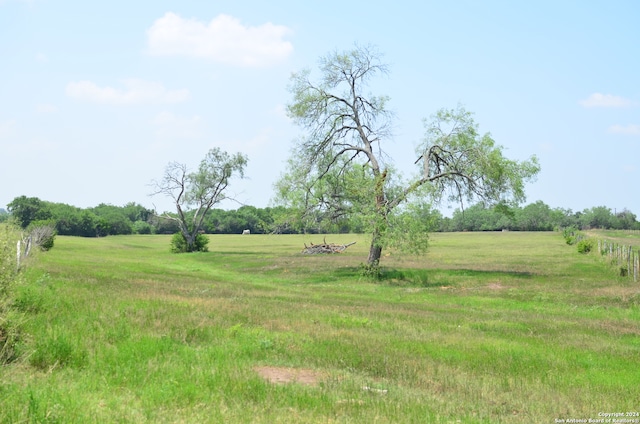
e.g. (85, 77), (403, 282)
(1, 0), (639, 216)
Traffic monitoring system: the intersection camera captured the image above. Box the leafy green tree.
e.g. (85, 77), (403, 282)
(77, 210), (99, 237)
(516, 200), (554, 231)
(612, 209), (638, 230)
(267, 206), (304, 234)
(549, 207), (576, 230)
(122, 202), (154, 223)
(132, 220), (153, 234)
(150, 214), (181, 235)
(450, 203), (511, 231)
(580, 206), (613, 229)
(7, 196), (51, 228)
(91, 204), (133, 235)
(48, 203), (84, 236)
(151, 148), (248, 252)
(277, 45), (540, 267)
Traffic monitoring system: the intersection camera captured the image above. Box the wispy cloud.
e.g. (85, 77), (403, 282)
(609, 124), (640, 136)
(146, 12), (293, 67)
(579, 93), (635, 108)
(66, 79), (189, 105)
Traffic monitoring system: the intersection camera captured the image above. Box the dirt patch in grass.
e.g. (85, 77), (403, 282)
(254, 366), (323, 386)
(486, 282), (508, 290)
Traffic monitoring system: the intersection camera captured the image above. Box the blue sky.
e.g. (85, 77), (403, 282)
(1, 0), (638, 216)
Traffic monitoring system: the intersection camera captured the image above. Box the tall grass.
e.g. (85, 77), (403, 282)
(0, 224), (24, 364)
(1, 232), (638, 423)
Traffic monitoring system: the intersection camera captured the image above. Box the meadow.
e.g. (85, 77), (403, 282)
(1, 231), (639, 423)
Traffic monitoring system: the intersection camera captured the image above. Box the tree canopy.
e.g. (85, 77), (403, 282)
(277, 45), (540, 268)
(150, 147), (248, 252)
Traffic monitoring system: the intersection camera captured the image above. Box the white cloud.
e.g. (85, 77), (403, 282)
(609, 124), (640, 136)
(579, 93), (634, 108)
(152, 111), (202, 138)
(66, 79), (189, 105)
(147, 12), (293, 67)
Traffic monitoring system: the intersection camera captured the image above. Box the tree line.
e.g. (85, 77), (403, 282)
(438, 201), (639, 232)
(3, 195), (638, 237)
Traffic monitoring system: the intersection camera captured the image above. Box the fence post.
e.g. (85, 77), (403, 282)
(16, 239), (21, 270)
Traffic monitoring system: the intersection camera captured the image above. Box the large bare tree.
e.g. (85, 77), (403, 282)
(151, 148), (247, 252)
(277, 45), (540, 268)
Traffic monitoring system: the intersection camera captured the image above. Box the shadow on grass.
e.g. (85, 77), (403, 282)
(330, 266), (534, 288)
(430, 268), (534, 279)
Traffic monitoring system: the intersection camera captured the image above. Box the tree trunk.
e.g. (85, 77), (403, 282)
(367, 229), (383, 266)
(367, 242), (382, 266)
(184, 231), (197, 252)
(367, 170), (387, 267)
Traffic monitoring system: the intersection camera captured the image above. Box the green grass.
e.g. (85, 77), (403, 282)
(1, 232), (639, 423)
(586, 229), (640, 247)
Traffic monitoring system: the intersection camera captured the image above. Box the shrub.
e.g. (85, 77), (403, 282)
(132, 220), (153, 234)
(27, 220), (56, 251)
(577, 238), (594, 254)
(562, 226), (578, 245)
(170, 232), (209, 253)
(359, 261), (382, 280)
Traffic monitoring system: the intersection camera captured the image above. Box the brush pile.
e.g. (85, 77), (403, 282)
(301, 238), (356, 254)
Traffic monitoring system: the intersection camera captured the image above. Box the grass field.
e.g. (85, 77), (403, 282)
(1, 232), (639, 423)
(587, 229), (640, 248)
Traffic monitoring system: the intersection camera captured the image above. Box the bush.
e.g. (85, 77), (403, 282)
(27, 220), (56, 251)
(359, 261), (382, 280)
(562, 226), (578, 245)
(170, 232), (209, 253)
(577, 238), (594, 254)
(132, 220), (153, 234)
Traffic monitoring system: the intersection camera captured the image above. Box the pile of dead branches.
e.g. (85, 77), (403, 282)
(301, 238), (356, 254)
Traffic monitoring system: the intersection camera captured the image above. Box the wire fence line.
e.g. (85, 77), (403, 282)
(597, 239), (639, 282)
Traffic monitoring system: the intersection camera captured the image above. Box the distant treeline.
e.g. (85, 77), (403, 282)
(436, 201), (639, 232)
(2, 196), (639, 236)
